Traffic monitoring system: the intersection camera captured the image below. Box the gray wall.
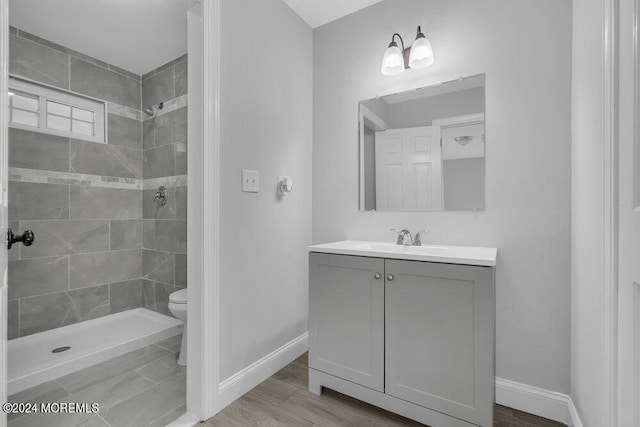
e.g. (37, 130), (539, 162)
(313, 0), (572, 395)
(8, 28), (187, 338)
(219, 0), (312, 381)
(571, 0), (607, 424)
(141, 55), (189, 316)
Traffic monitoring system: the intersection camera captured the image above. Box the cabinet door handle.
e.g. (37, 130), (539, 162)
(387, 274), (394, 281)
(374, 273), (381, 280)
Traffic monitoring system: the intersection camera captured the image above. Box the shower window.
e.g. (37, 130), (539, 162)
(8, 78), (106, 143)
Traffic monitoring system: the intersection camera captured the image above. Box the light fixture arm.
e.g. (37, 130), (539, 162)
(390, 33), (405, 51)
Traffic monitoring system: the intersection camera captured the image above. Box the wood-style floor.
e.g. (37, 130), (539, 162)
(203, 353), (566, 427)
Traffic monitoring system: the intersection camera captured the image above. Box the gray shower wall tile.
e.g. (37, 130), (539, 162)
(143, 145), (174, 179)
(175, 254), (187, 288)
(142, 250), (174, 285)
(16, 28), (110, 70)
(70, 139), (142, 179)
(8, 221), (19, 261)
(143, 220), (186, 253)
(70, 58), (141, 110)
(143, 120), (155, 150)
(175, 145), (187, 176)
(154, 107), (187, 147)
(157, 54), (187, 75)
(8, 256), (68, 300)
(153, 282), (179, 316)
(107, 64), (140, 81)
(9, 182), (69, 221)
(174, 60), (188, 98)
(67, 284), (110, 322)
(19, 220), (109, 259)
(18, 286), (108, 337)
(142, 67), (174, 108)
(143, 188), (175, 219)
(8, 300), (19, 340)
(110, 220), (142, 250)
(175, 220), (187, 253)
(108, 114), (142, 149)
(141, 279), (156, 310)
(110, 279), (142, 314)
(70, 187), (141, 220)
(19, 291), (76, 336)
(69, 249), (141, 289)
(9, 128), (70, 172)
(175, 187), (187, 220)
(9, 35), (70, 89)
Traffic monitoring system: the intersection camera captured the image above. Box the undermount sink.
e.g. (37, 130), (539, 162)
(350, 242), (450, 256)
(308, 240), (497, 266)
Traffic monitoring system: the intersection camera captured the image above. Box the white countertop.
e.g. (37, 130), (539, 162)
(308, 240), (497, 267)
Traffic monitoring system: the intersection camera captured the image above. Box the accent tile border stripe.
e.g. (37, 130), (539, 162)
(143, 175), (188, 190)
(9, 168), (141, 190)
(108, 103), (143, 121)
(9, 168), (188, 190)
(142, 95), (188, 122)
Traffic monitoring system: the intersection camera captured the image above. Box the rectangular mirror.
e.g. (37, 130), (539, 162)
(359, 74), (485, 212)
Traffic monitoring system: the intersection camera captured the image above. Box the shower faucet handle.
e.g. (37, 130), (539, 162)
(153, 186), (168, 206)
(7, 228), (34, 250)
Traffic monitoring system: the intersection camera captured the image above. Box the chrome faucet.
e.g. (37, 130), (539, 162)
(391, 229), (429, 246)
(413, 229), (428, 246)
(391, 229), (413, 246)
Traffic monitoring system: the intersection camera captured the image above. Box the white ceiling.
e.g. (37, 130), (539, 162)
(9, 0), (198, 76)
(281, 0), (384, 28)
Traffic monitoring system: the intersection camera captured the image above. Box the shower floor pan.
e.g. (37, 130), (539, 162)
(8, 308), (183, 395)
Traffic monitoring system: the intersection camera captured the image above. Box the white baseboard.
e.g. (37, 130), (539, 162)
(567, 398), (584, 427)
(217, 340), (577, 425)
(496, 377), (569, 424)
(218, 332), (309, 410)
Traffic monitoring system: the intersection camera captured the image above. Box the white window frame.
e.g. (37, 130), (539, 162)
(8, 78), (106, 143)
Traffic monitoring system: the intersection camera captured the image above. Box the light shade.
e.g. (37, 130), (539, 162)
(409, 30), (434, 69)
(381, 42), (405, 76)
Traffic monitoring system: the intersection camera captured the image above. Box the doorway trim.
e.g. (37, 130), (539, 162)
(1, 0), (9, 425)
(187, 0), (221, 422)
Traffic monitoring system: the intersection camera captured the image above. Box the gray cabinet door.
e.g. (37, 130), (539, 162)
(385, 260), (494, 427)
(309, 253), (385, 392)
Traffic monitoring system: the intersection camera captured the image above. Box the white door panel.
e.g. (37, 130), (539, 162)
(375, 126), (442, 211)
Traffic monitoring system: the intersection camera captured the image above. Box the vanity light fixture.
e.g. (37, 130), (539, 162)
(381, 26), (434, 76)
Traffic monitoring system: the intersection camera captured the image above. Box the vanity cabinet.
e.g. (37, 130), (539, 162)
(309, 252), (495, 427)
(308, 253), (384, 391)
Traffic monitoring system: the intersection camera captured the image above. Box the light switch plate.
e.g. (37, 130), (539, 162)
(242, 169), (259, 193)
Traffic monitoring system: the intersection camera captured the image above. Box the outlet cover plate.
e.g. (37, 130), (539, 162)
(242, 169), (259, 193)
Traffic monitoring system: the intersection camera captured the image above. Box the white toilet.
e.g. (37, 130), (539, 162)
(168, 289), (188, 366)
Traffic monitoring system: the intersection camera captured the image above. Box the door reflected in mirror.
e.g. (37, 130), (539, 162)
(359, 74), (485, 212)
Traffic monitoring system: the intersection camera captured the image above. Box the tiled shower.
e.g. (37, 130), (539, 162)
(7, 27), (188, 338)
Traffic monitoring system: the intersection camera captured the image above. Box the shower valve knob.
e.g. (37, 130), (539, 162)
(7, 229), (35, 250)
